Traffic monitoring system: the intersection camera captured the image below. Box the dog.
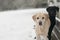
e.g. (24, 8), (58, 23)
(32, 13), (51, 40)
(46, 6), (59, 40)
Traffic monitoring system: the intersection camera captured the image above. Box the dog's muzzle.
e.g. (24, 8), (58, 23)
(39, 21), (42, 25)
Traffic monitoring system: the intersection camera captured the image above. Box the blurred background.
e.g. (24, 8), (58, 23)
(0, 0), (60, 18)
(0, 0), (48, 10)
(0, 0), (60, 40)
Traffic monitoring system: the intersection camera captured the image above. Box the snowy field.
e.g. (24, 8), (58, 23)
(0, 8), (47, 40)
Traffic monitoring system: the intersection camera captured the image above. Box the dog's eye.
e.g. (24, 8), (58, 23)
(37, 17), (39, 19)
(42, 17), (44, 19)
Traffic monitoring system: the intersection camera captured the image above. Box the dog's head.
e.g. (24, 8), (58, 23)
(32, 13), (49, 26)
(46, 6), (59, 17)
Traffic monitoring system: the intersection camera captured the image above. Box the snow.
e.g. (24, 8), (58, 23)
(0, 8), (47, 40)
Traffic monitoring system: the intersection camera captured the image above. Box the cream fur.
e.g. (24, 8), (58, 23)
(32, 13), (50, 40)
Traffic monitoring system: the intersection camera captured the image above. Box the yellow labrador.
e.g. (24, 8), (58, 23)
(32, 13), (50, 40)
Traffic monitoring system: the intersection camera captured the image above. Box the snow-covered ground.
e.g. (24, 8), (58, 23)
(0, 8), (47, 40)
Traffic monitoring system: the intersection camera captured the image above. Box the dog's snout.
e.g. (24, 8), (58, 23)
(39, 21), (42, 25)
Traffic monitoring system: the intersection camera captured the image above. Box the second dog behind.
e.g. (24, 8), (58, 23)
(32, 13), (51, 40)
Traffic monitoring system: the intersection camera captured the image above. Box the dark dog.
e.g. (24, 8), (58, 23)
(46, 6), (59, 40)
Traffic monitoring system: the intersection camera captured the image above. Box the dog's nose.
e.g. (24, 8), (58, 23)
(39, 21), (42, 25)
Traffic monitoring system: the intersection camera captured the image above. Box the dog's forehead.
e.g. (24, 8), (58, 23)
(36, 13), (46, 17)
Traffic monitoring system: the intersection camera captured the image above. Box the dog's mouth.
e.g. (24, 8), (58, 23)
(39, 21), (42, 26)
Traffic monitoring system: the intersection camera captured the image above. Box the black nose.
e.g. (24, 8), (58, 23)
(39, 21), (42, 25)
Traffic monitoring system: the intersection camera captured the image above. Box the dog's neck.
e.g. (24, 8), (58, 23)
(40, 35), (48, 40)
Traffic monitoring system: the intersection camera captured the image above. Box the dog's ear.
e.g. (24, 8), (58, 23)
(32, 15), (36, 21)
(46, 7), (53, 13)
(55, 7), (59, 12)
